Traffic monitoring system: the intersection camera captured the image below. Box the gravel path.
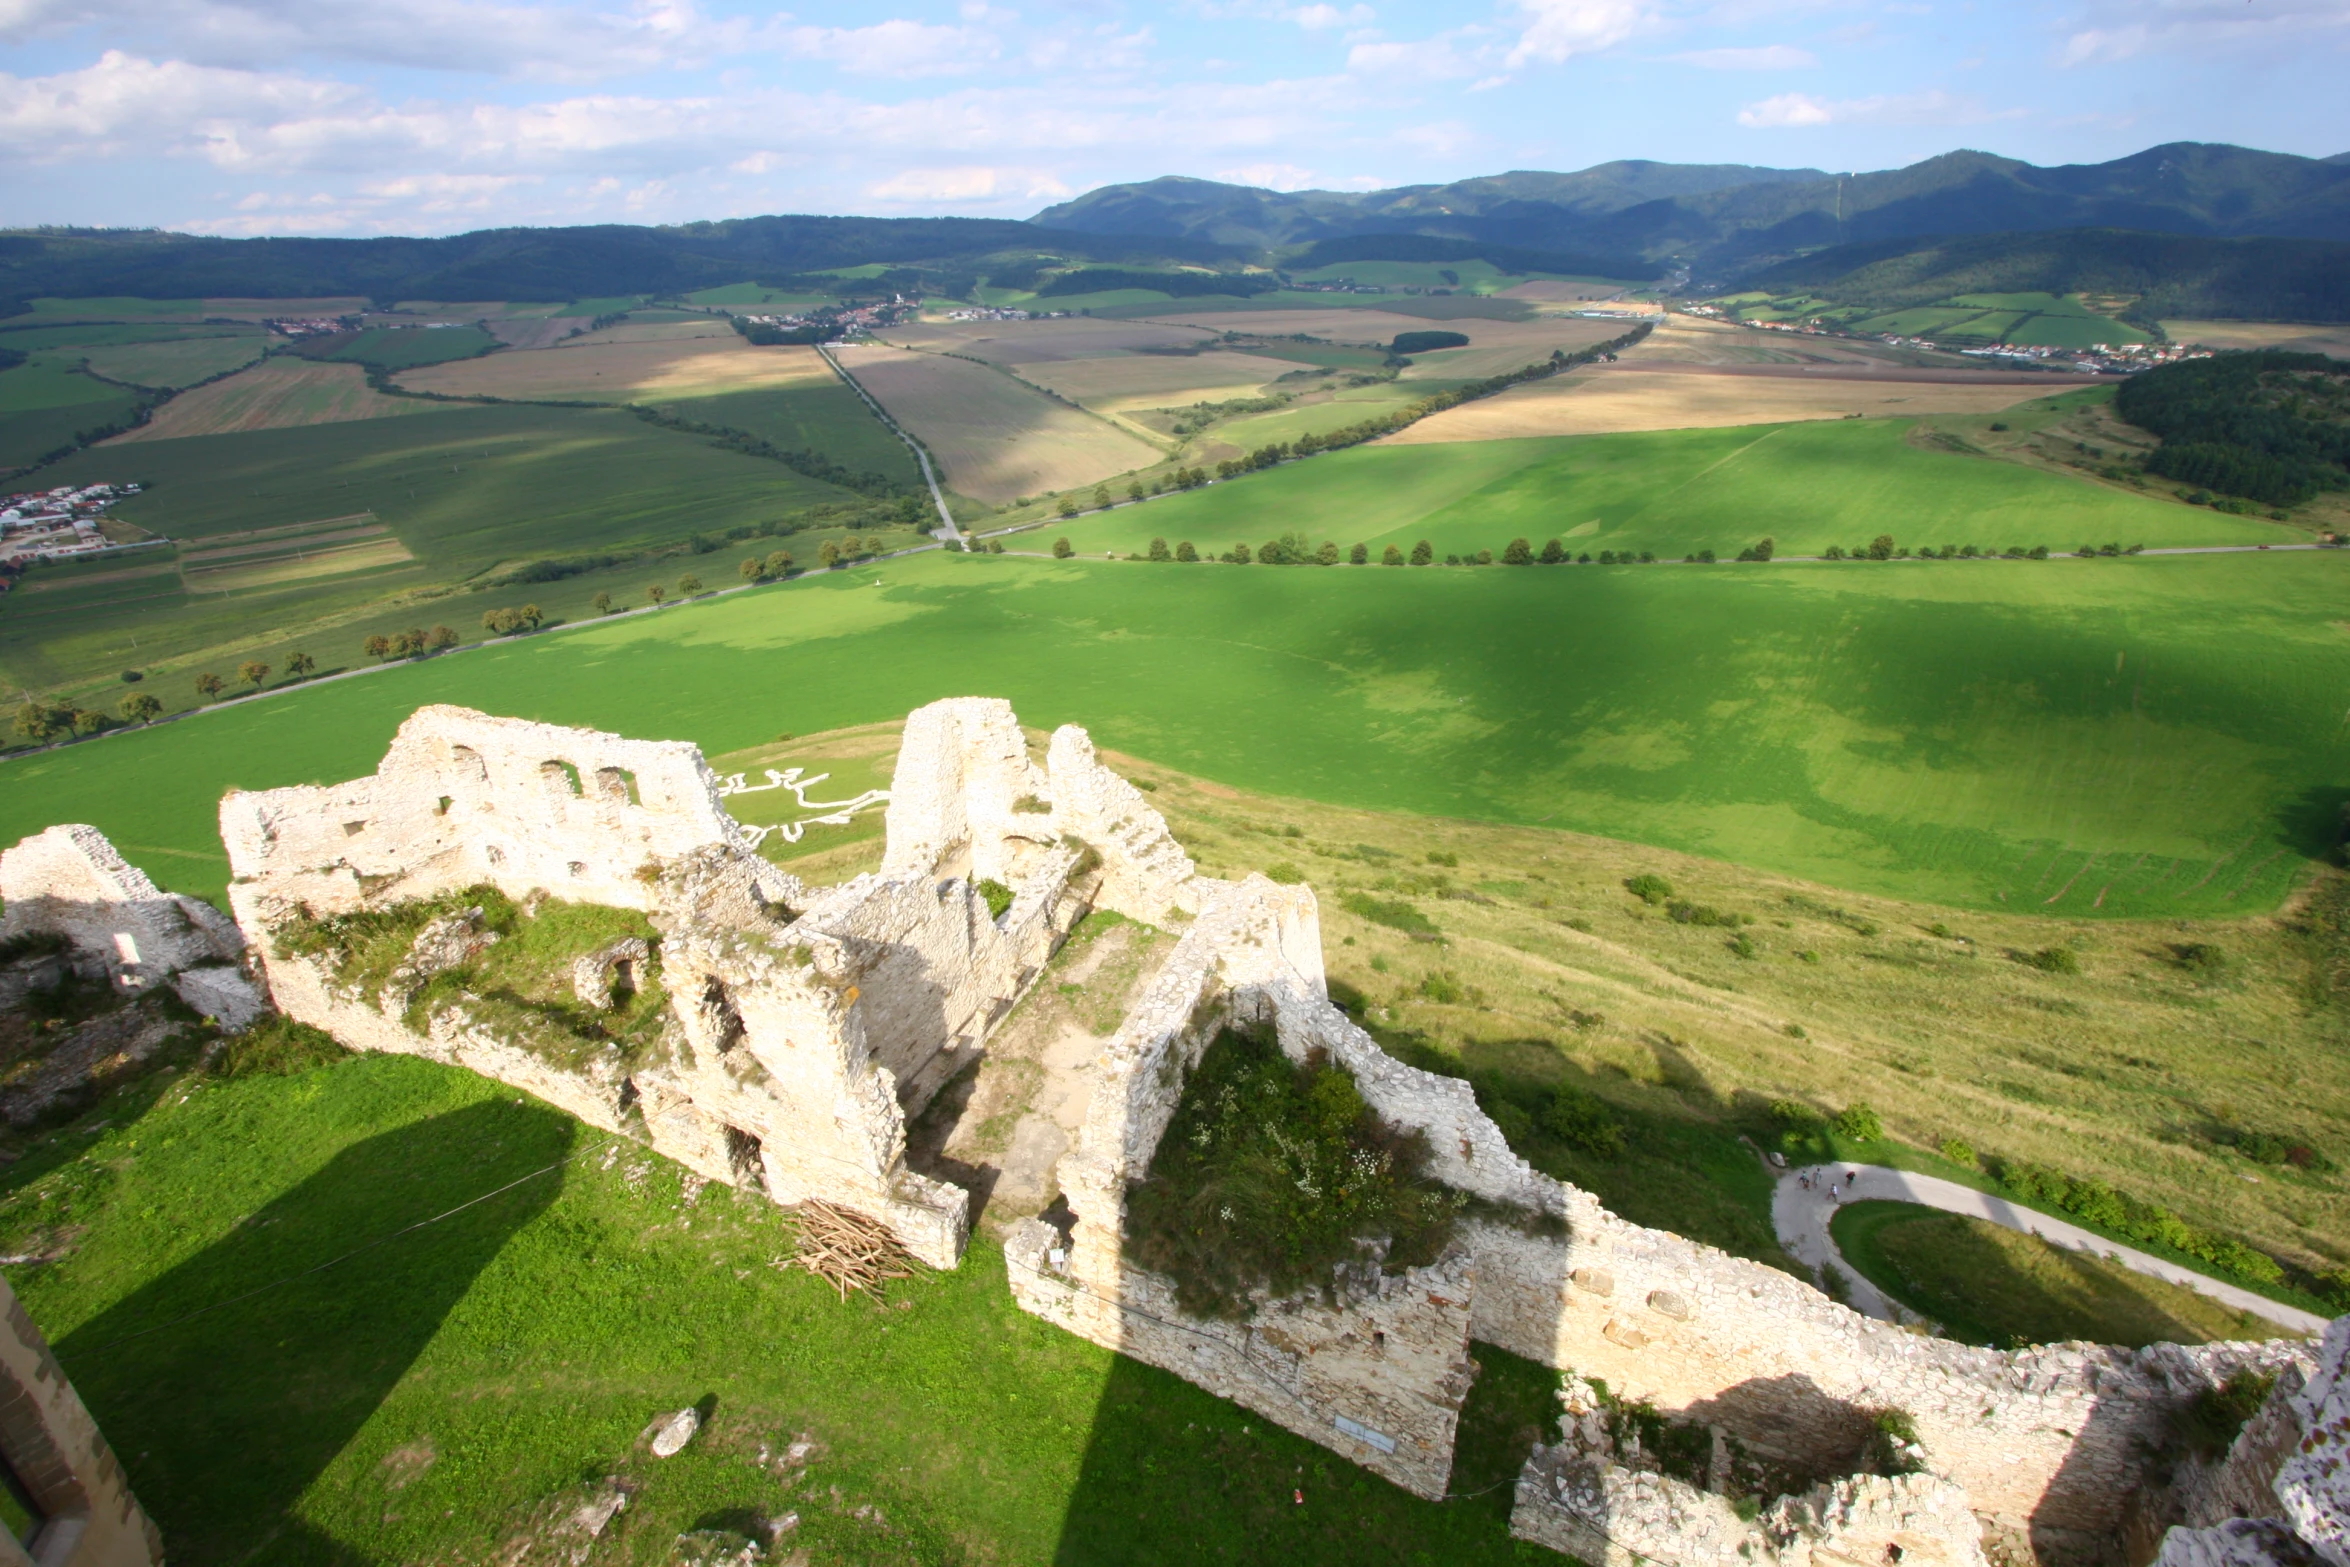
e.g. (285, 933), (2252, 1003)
(1772, 1162), (2326, 1336)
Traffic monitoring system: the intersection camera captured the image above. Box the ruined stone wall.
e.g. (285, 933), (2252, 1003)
(0, 823), (243, 989)
(2148, 1316), (2350, 1567)
(0, 1272), (164, 1566)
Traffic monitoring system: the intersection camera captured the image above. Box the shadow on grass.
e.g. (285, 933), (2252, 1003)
(55, 1097), (574, 1564)
(1051, 1340), (1558, 1567)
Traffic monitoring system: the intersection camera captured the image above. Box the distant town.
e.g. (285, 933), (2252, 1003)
(0, 482), (154, 567)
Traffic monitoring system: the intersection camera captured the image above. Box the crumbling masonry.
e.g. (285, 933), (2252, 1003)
(6, 696), (2337, 1567)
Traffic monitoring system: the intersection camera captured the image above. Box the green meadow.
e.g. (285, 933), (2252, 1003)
(654, 383), (922, 488)
(4, 546), (2341, 918)
(1054, 414), (2295, 561)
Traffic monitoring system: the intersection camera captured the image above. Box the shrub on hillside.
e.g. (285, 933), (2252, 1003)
(210, 1015), (352, 1079)
(1832, 1103), (1883, 1142)
(1623, 873), (1673, 905)
(1341, 891), (1439, 936)
(1051, 537), (1073, 559)
(1175, 541), (1198, 561)
(1541, 1085), (1624, 1157)
(1540, 538), (1565, 563)
(1939, 1137), (1976, 1169)
(2020, 946), (2080, 975)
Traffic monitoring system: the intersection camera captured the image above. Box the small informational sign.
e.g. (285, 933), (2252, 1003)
(1333, 1414), (1395, 1454)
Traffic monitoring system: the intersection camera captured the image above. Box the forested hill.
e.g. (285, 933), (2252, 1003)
(0, 219), (1240, 307)
(1741, 229), (2350, 323)
(2116, 350), (2350, 505)
(1033, 143), (2350, 269)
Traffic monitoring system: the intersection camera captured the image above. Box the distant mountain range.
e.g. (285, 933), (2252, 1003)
(1032, 143), (2350, 279)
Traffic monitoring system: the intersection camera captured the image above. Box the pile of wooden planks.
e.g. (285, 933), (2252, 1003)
(786, 1200), (916, 1301)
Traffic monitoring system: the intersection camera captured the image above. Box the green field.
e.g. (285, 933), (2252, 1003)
(1054, 415), (2294, 561)
(313, 325), (502, 370)
(1829, 1202), (2296, 1347)
(0, 356), (146, 464)
(4, 545), (2341, 918)
(0, 403), (882, 700)
(652, 383), (922, 488)
(78, 334), (269, 388)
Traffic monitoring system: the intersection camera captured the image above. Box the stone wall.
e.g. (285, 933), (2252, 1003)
(0, 1271), (163, 1565)
(2149, 1317), (2350, 1567)
(0, 824), (247, 998)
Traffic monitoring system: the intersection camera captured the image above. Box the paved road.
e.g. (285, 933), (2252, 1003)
(1773, 1162), (2327, 1336)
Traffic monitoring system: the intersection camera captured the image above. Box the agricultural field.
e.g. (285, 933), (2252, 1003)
(300, 324), (502, 370)
(885, 317), (1213, 364)
(109, 358), (432, 441)
(830, 343), (1161, 502)
(1388, 364), (2064, 441)
(396, 337), (835, 403)
(2, 402), (903, 703)
(1019, 350), (1307, 407)
(0, 354), (146, 464)
(2163, 320), (2350, 356)
(77, 333), (269, 389)
(1056, 412), (2293, 561)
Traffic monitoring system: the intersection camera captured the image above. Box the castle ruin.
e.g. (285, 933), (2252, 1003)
(7, 696), (2340, 1567)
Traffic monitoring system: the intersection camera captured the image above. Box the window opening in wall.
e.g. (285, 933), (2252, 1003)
(113, 932), (140, 965)
(543, 760), (584, 797)
(342, 820), (367, 837)
(0, 1452), (47, 1545)
(596, 767), (640, 806)
(449, 743), (488, 784)
(725, 1125), (764, 1186)
(436, 795), (453, 816)
(568, 861), (587, 878)
(702, 976), (746, 1053)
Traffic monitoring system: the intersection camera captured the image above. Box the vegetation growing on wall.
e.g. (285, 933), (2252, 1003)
(1126, 1024), (1466, 1319)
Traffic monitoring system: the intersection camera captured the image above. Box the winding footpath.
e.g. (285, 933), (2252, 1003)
(1772, 1163), (2329, 1336)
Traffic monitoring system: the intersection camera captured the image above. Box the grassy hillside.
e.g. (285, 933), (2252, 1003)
(3, 547), (2343, 920)
(1047, 410), (2297, 562)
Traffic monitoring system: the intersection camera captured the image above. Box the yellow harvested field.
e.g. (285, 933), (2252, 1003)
(397, 340), (832, 403)
(885, 318), (1211, 364)
(2162, 320), (2350, 356)
(1383, 365), (2064, 443)
(1022, 351), (1305, 406)
(110, 359), (432, 442)
(180, 536), (415, 593)
(832, 345), (1161, 503)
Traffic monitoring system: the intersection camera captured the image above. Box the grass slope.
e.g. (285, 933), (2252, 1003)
(6, 1051), (1562, 1563)
(3, 548), (2343, 920)
(1052, 416), (2297, 562)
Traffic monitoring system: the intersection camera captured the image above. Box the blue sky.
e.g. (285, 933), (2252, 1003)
(2, 0), (2345, 236)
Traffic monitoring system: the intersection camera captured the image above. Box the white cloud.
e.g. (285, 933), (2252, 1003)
(1670, 44), (1818, 68)
(2057, 0), (2350, 65)
(1736, 86), (2012, 128)
(1346, 32), (1487, 76)
(1504, 0), (1652, 67)
(1214, 161), (1320, 188)
(866, 165), (1069, 202)
(1289, 3), (1374, 27)
(782, 19), (999, 77)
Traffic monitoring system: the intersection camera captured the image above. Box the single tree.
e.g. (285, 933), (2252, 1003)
(1409, 540), (1433, 566)
(120, 692), (161, 725)
(1539, 538), (1565, 564)
(1051, 537), (1074, 559)
(818, 540), (842, 568)
(1092, 485), (1111, 510)
(1057, 497), (1079, 518)
(1316, 541), (1340, 566)
(1502, 537), (1533, 566)
(678, 574), (702, 595)
(986, 539), (1004, 555)
(1382, 544), (1405, 566)
(1147, 537), (1171, 562)
(1474, 548), (1494, 566)
(1231, 542), (1253, 564)
(1127, 479), (1146, 502)
(1174, 541), (1198, 562)
(1867, 534), (1895, 561)
(391, 630), (423, 658)
(70, 708), (107, 736)
(646, 584), (667, 605)
(238, 660), (270, 688)
(766, 549), (794, 576)
(283, 651), (315, 679)
(593, 591), (614, 614)
(1348, 542), (1368, 565)
(194, 671), (224, 699)
(363, 634), (392, 660)
(741, 557), (764, 583)
(429, 625), (459, 651)
(14, 702), (63, 743)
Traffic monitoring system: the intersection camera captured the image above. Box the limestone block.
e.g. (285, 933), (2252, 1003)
(172, 964), (271, 1032)
(2277, 1318), (2350, 1567)
(0, 823), (243, 989)
(2155, 1519), (2323, 1567)
(1044, 724), (1201, 920)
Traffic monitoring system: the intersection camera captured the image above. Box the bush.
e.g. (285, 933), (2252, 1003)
(1666, 900), (1740, 927)
(1409, 540), (1433, 566)
(1147, 537), (1171, 562)
(1125, 1025), (1467, 1318)
(1541, 1085), (1624, 1157)
(1939, 1137), (1976, 1169)
(1340, 892), (1439, 936)
(974, 879), (1014, 919)
(1832, 1103), (1884, 1142)
(2021, 946), (2080, 975)
(1348, 542), (1368, 565)
(1265, 862), (1305, 884)
(1623, 873), (1672, 905)
(1540, 538), (1565, 563)
(1382, 544), (1405, 565)
(1175, 541), (1198, 562)
(1503, 537), (1533, 566)
(1051, 537), (1074, 559)
(1418, 971), (1464, 1004)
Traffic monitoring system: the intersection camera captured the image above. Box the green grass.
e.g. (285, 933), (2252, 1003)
(1, 1049), (1573, 1562)
(0, 323), (262, 351)
(78, 335), (269, 388)
(4, 545), (2344, 920)
(1, 403), (875, 699)
(0, 356), (136, 412)
(0, 393), (146, 467)
(1829, 1201), (2300, 1347)
(1063, 414), (2295, 562)
(653, 384), (921, 488)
